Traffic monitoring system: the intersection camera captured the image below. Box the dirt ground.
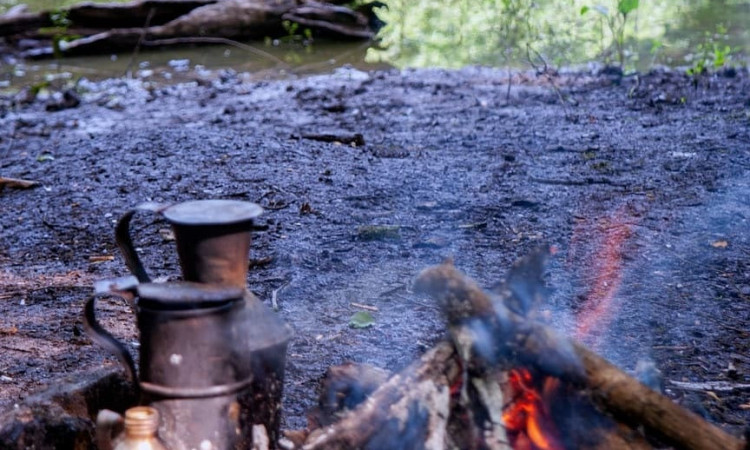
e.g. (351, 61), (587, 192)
(0, 65), (748, 438)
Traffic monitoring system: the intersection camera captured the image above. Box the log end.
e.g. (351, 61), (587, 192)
(414, 260), (496, 324)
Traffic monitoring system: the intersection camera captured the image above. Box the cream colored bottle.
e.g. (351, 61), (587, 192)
(97, 406), (167, 450)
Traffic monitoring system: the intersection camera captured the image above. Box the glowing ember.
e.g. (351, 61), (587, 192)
(572, 207), (635, 345)
(502, 369), (564, 450)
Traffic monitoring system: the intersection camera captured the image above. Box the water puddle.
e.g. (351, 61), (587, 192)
(1, 39), (390, 91)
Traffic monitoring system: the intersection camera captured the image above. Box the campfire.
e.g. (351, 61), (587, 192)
(290, 250), (746, 450)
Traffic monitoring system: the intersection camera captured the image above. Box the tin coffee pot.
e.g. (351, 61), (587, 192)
(85, 199), (292, 449)
(115, 199), (264, 288)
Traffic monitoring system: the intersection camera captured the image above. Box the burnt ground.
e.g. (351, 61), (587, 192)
(0, 65), (749, 438)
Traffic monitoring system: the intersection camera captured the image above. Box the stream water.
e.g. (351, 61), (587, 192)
(1, 0), (749, 88)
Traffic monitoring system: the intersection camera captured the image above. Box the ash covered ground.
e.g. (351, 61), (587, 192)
(1, 66), (748, 434)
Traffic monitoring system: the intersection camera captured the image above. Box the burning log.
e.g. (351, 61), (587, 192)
(294, 254), (638, 449)
(293, 256), (742, 449)
(413, 260), (746, 450)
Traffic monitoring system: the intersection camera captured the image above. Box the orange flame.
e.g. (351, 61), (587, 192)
(502, 369), (564, 450)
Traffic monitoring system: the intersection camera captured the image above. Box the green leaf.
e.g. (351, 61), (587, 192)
(580, 6), (589, 15)
(349, 311), (375, 329)
(356, 225), (401, 241)
(617, 0), (639, 16)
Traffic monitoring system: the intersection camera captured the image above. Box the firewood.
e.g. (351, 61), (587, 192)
(309, 362), (391, 428)
(413, 258), (586, 383)
(575, 343), (745, 450)
(299, 337), (648, 449)
(302, 341), (466, 450)
(414, 261), (746, 450)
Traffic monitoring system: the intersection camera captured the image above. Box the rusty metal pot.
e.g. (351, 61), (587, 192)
(115, 199), (263, 288)
(85, 281), (291, 449)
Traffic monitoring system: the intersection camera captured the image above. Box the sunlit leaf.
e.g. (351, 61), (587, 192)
(349, 311), (375, 329)
(618, 0), (639, 15)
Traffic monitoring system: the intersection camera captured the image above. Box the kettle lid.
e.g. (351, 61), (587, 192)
(137, 282), (244, 310)
(162, 200), (263, 226)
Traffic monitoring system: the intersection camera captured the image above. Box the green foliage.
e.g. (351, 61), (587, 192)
(281, 20), (313, 44)
(687, 26), (733, 76)
(349, 311), (375, 329)
(495, 0), (536, 65)
(39, 9), (80, 60)
(30, 80), (50, 96)
(617, 0), (639, 16)
(271, 19), (315, 63)
(581, 0), (640, 67)
(373, 0), (657, 70)
(282, 20), (299, 38)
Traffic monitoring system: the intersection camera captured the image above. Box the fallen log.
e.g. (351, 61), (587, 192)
(413, 260), (746, 450)
(0, 5), (50, 36)
(0, 1), (216, 36)
(281, 0), (377, 39)
(0, 0), (384, 58)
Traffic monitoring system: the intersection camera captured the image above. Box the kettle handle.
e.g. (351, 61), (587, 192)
(83, 293), (139, 395)
(115, 202), (170, 283)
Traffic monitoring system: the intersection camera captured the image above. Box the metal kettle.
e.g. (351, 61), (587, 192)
(85, 199), (292, 449)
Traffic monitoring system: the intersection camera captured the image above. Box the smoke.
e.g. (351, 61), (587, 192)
(549, 174), (750, 370)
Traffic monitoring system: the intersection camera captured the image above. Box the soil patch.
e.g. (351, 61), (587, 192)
(1, 66), (748, 435)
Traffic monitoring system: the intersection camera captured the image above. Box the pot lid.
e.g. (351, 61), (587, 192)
(137, 282), (244, 310)
(163, 200), (263, 226)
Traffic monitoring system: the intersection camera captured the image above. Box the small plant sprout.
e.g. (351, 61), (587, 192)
(582, 0), (640, 68)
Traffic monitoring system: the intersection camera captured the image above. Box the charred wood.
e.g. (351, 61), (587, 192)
(308, 362), (391, 428)
(302, 341), (460, 450)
